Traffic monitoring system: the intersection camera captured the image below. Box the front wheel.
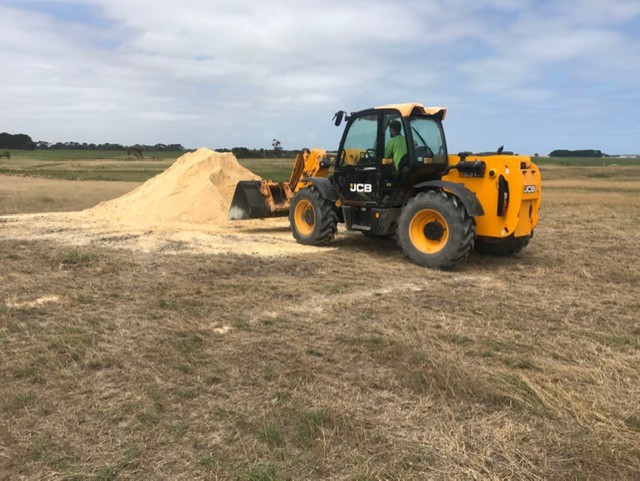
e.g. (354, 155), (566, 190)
(289, 187), (338, 246)
(396, 190), (475, 269)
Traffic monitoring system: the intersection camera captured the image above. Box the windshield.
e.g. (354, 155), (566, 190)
(409, 118), (446, 164)
(339, 114), (378, 166)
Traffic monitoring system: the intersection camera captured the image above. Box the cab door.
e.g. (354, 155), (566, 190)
(334, 113), (380, 205)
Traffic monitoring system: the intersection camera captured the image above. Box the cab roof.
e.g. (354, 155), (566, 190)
(374, 103), (446, 120)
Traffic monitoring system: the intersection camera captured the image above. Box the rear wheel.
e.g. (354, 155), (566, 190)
(475, 233), (532, 256)
(289, 187), (338, 246)
(397, 190), (475, 269)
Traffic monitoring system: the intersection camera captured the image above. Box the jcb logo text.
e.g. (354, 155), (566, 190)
(350, 183), (372, 193)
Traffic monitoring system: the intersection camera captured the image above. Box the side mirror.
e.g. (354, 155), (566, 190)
(333, 111), (345, 126)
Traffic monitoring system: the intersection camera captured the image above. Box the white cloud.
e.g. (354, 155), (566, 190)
(553, 0), (640, 25)
(0, 0), (638, 153)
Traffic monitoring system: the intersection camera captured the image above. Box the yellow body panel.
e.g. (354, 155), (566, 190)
(375, 103), (446, 119)
(291, 148), (330, 192)
(442, 154), (542, 238)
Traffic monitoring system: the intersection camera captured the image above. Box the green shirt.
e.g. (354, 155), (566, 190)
(384, 135), (408, 168)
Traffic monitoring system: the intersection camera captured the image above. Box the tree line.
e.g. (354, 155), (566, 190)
(214, 147), (296, 159)
(35, 140), (186, 152)
(213, 138), (295, 159)
(549, 149), (608, 158)
(0, 132), (185, 152)
(0, 132), (293, 158)
(2, 133), (617, 160)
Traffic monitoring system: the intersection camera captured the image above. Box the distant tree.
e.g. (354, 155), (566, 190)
(127, 145), (144, 159)
(0, 133), (35, 150)
(164, 143), (185, 151)
(549, 149), (605, 158)
(272, 138), (283, 158)
(232, 147), (251, 159)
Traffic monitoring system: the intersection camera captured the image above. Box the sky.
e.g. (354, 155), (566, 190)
(1, 0), (639, 155)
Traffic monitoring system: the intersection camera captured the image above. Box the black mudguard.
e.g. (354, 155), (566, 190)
(300, 177), (339, 202)
(412, 180), (484, 217)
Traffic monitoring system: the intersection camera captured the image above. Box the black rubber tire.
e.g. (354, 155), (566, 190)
(289, 186), (338, 246)
(396, 190), (475, 269)
(475, 233), (532, 256)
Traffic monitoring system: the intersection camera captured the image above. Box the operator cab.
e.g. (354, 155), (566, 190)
(333, 103), (449, 207)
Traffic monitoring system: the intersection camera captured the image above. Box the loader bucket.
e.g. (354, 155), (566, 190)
(227, 180), (292, 220)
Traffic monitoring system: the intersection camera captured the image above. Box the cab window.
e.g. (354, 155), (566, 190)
(409, 118), (447, 164)
(339, 114), (378, 166)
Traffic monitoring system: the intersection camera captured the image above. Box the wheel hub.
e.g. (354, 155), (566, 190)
(304, 209), (314, 225)
(294, 198), (315, 236)
(408, 208), (450, 255)
(424, 221), (444, 241)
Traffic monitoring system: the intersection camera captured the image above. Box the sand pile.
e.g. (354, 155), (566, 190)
(84, 148), (259, 228)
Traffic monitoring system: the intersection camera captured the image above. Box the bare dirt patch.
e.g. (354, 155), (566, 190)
(0, 148), (324, 257)
(0, 212), (328, 256)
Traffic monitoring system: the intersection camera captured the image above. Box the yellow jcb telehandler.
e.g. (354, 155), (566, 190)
(228, 103), (541, 269)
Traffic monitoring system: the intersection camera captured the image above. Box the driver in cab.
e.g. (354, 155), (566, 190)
(384, 120), (408, 172)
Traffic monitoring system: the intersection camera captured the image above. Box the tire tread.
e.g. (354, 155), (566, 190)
(396, 190), (475, 269)
(290, 187), (338, 246)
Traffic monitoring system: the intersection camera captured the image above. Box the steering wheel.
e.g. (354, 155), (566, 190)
(415, 145), (434, 158)
(357, 149), (377, 164)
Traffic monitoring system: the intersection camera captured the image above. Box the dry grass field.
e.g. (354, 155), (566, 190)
(0, 175), (140, 215)
(1, 164), (639, 480)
